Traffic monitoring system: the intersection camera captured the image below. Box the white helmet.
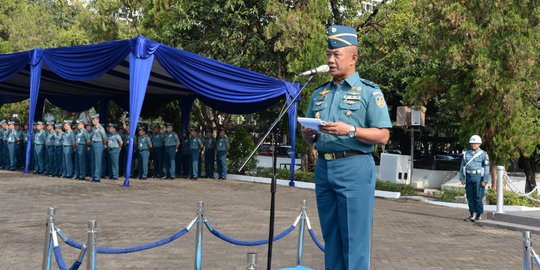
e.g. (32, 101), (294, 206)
(469, 135), (482, 144)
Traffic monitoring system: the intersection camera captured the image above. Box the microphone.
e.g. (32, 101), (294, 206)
(298, 65), (330, 76)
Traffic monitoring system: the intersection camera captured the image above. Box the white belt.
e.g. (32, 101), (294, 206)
(466, 169), (483, 174)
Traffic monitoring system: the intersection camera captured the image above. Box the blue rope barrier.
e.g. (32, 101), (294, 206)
(58, 227), (190, 254)
(53, 246), (83, 270)
(204, 220), (295, 246)
(308, 229), (324, 252)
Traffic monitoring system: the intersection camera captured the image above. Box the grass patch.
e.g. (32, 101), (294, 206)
(485, 190), (540, 207)
(438, 188), (466, 203)
(375, 181), (417, 196)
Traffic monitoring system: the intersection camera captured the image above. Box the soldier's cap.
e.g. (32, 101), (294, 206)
(165, 123), (173, 128)
(152, 123), (160, 128)
(46, 121), (55, 126)
(36, 121), (44, 125)
(137, 126), (146, 131)
(109, 123), (118, 129)
(8, 121), (14, 125)
(190, 126), (198, 132)
(76, 119), (85, 125)
(91, 114), (100, 120)
(0, 120), (5, 125)
(55, 123), (63, 128)
(14, 122), (20, 126)
(63, 120), (73, 125)
(327, 25), (358, 49)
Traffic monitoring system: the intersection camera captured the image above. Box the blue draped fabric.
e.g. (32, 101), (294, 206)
(154, 44), (289, 103)
(42, 40), (130, 81)
(286, 82), (300, 186)
(0, 51), (30, 82)
(123, 40), (156, 186)
(181, 96), (195, 132)
(24, 49), (43, 173)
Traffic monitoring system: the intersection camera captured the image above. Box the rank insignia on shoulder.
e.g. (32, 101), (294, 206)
(320, 89), (330, 96)
(376, 96), (386, 108)
(315, 101), (324, 106)
(352, 86), (362, 91)
(345, 101), (357, 105)
(315, 112), (320, 119)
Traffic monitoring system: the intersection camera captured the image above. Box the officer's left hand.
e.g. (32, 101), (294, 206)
(481, 181), (487, 187)
(319, 121), (351, 136)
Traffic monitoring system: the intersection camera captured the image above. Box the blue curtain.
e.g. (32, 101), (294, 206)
(0, 51), (30, 82)
(154, 44), (290, 103)
(123, 37), (158, 186)
(43, 40), (131, 81)
(24, 49), (43, 173)
(286, 82), (300, 186)
(180, 96), (195, 132)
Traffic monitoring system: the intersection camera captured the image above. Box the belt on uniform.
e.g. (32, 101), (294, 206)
(466, 169), (483, 174)
(318, 150), (369, 161)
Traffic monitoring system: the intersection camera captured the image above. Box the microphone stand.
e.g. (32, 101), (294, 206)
(239, 75), (316, 270)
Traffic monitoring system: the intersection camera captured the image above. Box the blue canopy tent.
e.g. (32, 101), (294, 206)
(0, 36), (300, 186)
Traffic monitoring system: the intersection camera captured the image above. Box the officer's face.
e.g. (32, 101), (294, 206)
(78, 123), (84, 130)
(470, 143), (480, 150)
(326, 46), (358, 82)
(92, 118), (98, 125)
(167, 126), (173, 132)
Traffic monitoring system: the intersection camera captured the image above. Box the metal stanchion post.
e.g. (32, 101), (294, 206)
(87, 220), (97, 270)
(194, 201), (204, 270)
(246, 253), (257, 270)
(42, 207), (55, 270)
(496, 166), (505, 214)
(524, 231), (532, 270)
(296, 200), (307, 266)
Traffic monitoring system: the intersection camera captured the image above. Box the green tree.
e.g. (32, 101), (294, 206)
(229, 126), (257, 173)
(404, 0), (540, 190)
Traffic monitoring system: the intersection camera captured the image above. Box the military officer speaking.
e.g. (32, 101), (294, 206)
(460, 135), (490, 221)
(301, 25), (392, 270)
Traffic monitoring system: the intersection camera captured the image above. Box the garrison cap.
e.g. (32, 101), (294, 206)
(327, 25), (358, 49)
(8, 121), (14, 125)
(76, 119), (85, 125)
(190, 126), (198, 132)
(109, 123), (118, 129)
(36, 121), (44, 125)
(0, 120), (5, 125)
(165, 123), (173, 128)
(91, 114), (100, 120)
(55, 123), (63, 128)
(63, 120), (73, 125)
(46, 121), (55, 126)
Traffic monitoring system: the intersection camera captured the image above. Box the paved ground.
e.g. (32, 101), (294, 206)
(0, 170), (527, 269)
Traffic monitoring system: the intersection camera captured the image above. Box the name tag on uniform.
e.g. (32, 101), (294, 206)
(140, 143), (143, 148)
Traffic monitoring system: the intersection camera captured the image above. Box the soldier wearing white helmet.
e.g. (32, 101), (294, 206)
(460, 134), (490, 221)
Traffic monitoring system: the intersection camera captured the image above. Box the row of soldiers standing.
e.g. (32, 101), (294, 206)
(0, 115), (230, 181)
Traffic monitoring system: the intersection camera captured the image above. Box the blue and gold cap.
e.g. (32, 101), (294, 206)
(327, 25), (358, 49)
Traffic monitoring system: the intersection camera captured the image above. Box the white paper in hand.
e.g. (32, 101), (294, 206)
(297, 117), (325, 131)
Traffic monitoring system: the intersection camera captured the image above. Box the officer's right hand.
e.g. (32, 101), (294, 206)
(301, 127), (317, 144)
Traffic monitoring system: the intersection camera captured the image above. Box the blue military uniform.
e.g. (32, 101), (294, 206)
(189, 130), (203, 179)
(216, 134), (229, 180)
(33, 122), (46, 174)
(0, 121), (5, 170)
(164, 124), (180, 179)
(18, 124), (26, 168)
(304, 25), (392, 270)
(6, 122), (19, 171)
(137, 130), (152, 179)
(107, 125), (122, 180)
(62, 121), (76, 178)
(460, 147), (490, 219)
(151, 127), (164, 178)
(75, 121), (90, 180)
(179, 133), (191, 177)
(203, 133), (216, 178)
(91, 115), (107, 182)
(1, 122), (9, 169)
(45, 122), (56, 175)
(54, 124), (64, 177)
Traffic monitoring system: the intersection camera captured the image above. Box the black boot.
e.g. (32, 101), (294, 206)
(473, 213), (482, 222)
(464, 212), (474, 221)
